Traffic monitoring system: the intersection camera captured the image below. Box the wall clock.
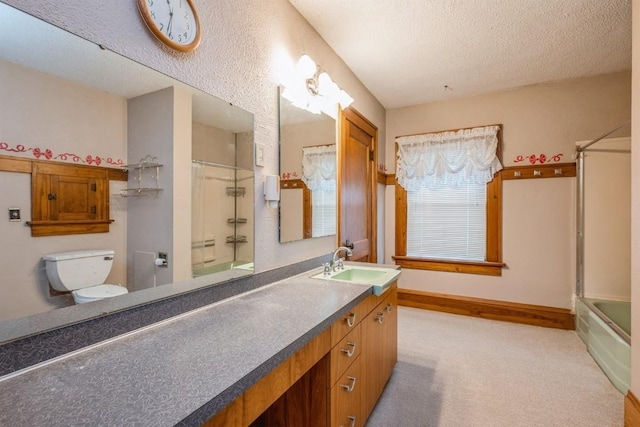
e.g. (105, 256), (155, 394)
(137, 0), (202, 52)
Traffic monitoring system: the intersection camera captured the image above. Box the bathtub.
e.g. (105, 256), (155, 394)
(577, 298), (630, 394)
(192, 261), (253, 277)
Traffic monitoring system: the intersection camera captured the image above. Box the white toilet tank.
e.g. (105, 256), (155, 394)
(43, 250), (115, 292)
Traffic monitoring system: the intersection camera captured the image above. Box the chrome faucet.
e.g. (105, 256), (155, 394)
(330, 246), (353, 272)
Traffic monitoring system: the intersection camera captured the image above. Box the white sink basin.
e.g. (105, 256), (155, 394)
(311, 265), (401, 296)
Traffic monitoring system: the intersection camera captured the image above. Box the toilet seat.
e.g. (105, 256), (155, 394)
(72, 284), (128, 304)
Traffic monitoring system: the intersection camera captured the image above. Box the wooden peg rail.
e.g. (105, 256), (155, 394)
(280, 179), (307, 190)
(500, 162), (576, 180)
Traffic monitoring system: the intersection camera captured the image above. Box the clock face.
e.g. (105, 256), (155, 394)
(138, 0), (201, 52)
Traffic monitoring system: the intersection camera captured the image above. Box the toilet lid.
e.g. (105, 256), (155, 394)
(73, 284), (128, 299)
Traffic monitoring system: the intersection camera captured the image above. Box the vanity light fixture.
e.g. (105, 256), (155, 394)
(281, 54), (354, 119)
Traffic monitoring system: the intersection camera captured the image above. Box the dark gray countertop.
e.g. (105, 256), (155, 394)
(0, 268), (372, 427)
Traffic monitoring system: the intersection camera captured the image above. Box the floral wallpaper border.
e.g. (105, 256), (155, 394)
(0, 141), (124, 166)
(513, 153), (563, 165)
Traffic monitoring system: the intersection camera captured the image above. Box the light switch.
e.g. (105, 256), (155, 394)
(255, 143), (265, 167)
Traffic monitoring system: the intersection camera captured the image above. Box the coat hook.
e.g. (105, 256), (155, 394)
(534, 170), (541, 177)
(554, 168), (563, 175)
(514, 171), (521, 177)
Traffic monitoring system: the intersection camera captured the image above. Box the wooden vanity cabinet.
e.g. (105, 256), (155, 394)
(203, 281), (398, 427)
(328, 282), (398, 427)
(361, 286), (398, 421)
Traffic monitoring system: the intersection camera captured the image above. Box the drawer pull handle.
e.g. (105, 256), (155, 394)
(341, 341), (356, 357)
(375, 312), (384, 323)
(386, 303), (393, 313)
(345, 312), (356, 327)
(341, 416), (356, 427)
(341, 376), (357, 392)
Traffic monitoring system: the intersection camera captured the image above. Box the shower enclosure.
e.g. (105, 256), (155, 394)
(191, 160), (254, 277)
(575, 120), (631, 394)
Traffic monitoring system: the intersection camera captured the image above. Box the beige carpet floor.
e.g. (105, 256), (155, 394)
(366, 307), (624, 427)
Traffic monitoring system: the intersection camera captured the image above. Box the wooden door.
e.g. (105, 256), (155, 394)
(338, 108), (377, 262)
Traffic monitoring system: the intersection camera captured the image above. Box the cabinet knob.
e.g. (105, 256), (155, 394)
(340, 341), (356, 357)
(345, 312), (356, 327)
(341, 376), (357, 393)
(341, 416), (356, 427)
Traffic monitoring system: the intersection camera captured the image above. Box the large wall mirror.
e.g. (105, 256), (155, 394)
(278, 88), (337, 243)
(0, 3), (254, 341)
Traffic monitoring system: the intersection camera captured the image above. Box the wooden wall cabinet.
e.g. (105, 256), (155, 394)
(0, 155), (128, 236)
(28, 162), (122, 236)
(0, 154), (127, 236)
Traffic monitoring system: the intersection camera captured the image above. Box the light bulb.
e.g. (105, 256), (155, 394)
(297, 55), (317, 79)
(317, 72), (333, 95)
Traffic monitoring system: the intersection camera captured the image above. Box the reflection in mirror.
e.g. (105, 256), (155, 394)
(191, 164), (254, 277)
(278, 87), (337, 243)
(0, 3), (254, 333)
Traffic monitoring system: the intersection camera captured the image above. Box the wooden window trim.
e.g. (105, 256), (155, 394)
(392, 125), (504, 276)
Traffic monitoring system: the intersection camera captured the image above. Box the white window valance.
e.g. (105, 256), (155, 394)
(396, 125), (503, 191)
(301, 144), (336, 191)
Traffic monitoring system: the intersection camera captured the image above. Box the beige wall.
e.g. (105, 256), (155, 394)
(386, 72), (631, 309)
(0, 59), (128, 321)
(192, 121), (235, 166)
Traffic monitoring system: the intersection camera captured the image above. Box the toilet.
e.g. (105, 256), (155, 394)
(43, 250), (128, 304)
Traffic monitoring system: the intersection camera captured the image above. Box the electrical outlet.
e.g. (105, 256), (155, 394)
(9, 208), (20, 222)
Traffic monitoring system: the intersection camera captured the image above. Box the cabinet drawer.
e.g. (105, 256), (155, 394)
(330, 323), (361, 387)
(330, 355), (362, 427)
(361, 281), (398, 314)
(331, 299), (367, 346)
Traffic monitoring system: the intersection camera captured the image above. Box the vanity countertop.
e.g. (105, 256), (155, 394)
(0, 268), (373, 426)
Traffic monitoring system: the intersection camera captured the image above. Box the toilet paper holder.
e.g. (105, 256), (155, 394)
(155, 252), (168, 268)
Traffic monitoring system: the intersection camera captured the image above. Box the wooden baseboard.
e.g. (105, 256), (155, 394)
(626, 390), (640, 426)
(398, 289), (575, 330)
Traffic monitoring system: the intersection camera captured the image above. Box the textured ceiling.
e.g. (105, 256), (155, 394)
(289, 0), (632, 109)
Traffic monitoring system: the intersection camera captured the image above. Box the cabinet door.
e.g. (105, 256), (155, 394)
(361, 287), (398, 422)
(382, 289), (398, 383)
(51, 175), (104, 221)
(361, 303), (385, 419)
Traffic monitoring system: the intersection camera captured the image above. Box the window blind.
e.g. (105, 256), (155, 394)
(407, 180), (486, 261)
(312, 187), (336, 237)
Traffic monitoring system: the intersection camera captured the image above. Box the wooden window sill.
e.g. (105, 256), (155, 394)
(392, 256), (505, 276)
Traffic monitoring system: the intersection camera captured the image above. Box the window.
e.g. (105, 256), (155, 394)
(393, 125), (504, 276)
(311, 185), (336, 237)
(301, 144), (337, 238)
